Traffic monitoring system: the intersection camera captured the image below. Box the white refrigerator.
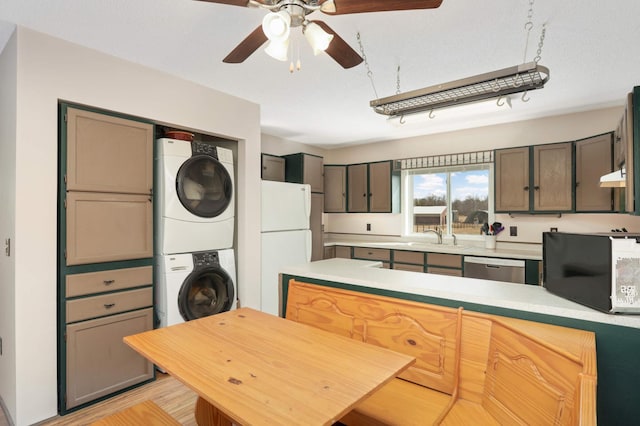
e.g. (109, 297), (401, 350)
(261, 180), (312, 316)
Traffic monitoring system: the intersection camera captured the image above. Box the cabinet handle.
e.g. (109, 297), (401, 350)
(368, 193), (373, 197)
(104, 303), (115, 309)
(534, 186), (540, 190)
(576, 181), (580, 187)
(363, 193), (367, 197)
(524, 186), (529, 191)
(103, 279), (115, 285)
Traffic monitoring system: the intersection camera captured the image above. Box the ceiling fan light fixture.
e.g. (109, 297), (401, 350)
(304, 22), (334, 55)
(262, 11), (291, 42)
(264, 39), (289, 61)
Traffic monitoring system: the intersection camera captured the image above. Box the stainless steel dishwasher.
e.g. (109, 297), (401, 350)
(463, 257), (525, 284)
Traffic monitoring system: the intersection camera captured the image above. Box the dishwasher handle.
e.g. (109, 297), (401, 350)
(463, 257), (525, 268)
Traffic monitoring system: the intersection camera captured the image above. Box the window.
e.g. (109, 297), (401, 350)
(405, 164), (493, 236)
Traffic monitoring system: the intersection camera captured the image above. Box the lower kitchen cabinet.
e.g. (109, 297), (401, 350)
(62, 265), (154, 411)
(426, 253), (463, 277)
(392, 250), (425, 272)
(334, 246), (352, 259)
(353, 247), (390, 268)
(65, 308), (154, 409)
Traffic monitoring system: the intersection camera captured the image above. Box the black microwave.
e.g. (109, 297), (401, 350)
(543, 231), (640, 314)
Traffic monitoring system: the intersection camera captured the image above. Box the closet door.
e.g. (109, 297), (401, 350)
(66, 192), (153, 265)
(66, 107), (153, 195)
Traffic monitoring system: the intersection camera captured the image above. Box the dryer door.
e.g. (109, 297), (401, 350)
(176, 155), (233, 218)
(177, 266), (235, 320)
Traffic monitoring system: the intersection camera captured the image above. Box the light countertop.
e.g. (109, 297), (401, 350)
(281, 258), (640, 329)
(324, 239), (542, 261)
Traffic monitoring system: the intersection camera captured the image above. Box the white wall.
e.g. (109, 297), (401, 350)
(322, 108), (640, 242)
(3, 27), (262, 425)
(0, 27), (17, 426)
(261, 133), (326, 157)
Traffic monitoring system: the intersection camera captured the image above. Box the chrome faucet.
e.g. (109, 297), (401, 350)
(451, 233), (458, 246)
(423, 228), (442, 244)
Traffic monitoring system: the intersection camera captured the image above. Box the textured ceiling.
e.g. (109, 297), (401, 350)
(1, 0), (639, 147)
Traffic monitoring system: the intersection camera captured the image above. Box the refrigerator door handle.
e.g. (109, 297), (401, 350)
(306, 230), (312, 262)
(304, 187), (311, 221)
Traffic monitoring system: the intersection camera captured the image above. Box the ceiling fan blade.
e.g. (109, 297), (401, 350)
(223, 26), (268, 63)
(194, 0), (251, 7)
(323, 0), (443, 15)
(311, 20), (363, 69)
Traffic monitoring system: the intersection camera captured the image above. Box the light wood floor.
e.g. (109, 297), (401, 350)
(1, 373), (198, 426)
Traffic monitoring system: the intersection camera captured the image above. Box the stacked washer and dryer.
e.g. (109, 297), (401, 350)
(155, 137), (237, 328)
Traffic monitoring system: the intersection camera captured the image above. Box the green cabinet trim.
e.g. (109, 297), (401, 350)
(495, 133), (615, 214)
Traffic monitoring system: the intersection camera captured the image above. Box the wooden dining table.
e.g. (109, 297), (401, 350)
(124, 307), (415, 426)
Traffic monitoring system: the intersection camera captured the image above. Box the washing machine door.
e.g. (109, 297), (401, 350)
(177, 266), (235, 321)
(176, 154), (232, 218)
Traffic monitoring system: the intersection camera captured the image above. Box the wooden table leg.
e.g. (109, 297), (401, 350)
(194, 396), (234, 426)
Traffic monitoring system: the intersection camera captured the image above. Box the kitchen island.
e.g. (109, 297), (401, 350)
(280, 258), (640, 425)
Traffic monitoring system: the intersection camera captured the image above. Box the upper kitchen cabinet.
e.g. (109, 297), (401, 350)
(66, 107), (153, 195)
(533, 142), (572, 211)
(626, 89), (637, 214)
(283, 153), (324, 193)
(575, 133), (613, 212)
(324, 165), (347, 213)
(369, 161), (393, 212)
(495, 147), (530, 212)
(495, 143), (572, 213)
(261, 153), (285, 182)
(347, 161), (395, 213)
(347, 163), (368, 212)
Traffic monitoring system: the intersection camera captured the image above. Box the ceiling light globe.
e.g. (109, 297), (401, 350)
(264, 39), (289, 61)
(262, 11), (291, 42)
(304, 22), (334, 55)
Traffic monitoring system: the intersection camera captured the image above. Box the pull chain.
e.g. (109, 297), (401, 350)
(396, 65), (401, 95)
(357, 32), (379, 99)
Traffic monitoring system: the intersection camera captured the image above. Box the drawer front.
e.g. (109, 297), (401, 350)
(393, 263), (425, 273)
(427, 266), (463, 277)
(353, 247), (391, 261)
(66, 287), (153, 323)
(394, 250), (425, 264)
(427, 253), (462, 268)
(335, 246), (352, 258)
(66, 266), (152, 298)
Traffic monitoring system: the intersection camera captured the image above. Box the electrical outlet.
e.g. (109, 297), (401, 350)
(510, 226), (518, 237)
(366, 223), (371, 231)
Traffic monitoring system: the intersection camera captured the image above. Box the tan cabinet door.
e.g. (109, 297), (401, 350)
(66, 192), (153, 265)
(304, 154), (324, 193)
(66, 107), (153, 194)
(533, 142), (572, 211)
(66, 308), (153, 409)
(324, 165), (347, 212)
(495, 147), (530, 212)
(369, 161), (392, 213)
(261, 154), (285, 182)
(576, 134), (613, 211)
(348, 164), (368, 212)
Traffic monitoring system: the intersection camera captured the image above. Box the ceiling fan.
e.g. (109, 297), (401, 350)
(196, 0), (444, 68)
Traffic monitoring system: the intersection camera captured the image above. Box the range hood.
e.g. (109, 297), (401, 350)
(599, 168), (626, 188)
